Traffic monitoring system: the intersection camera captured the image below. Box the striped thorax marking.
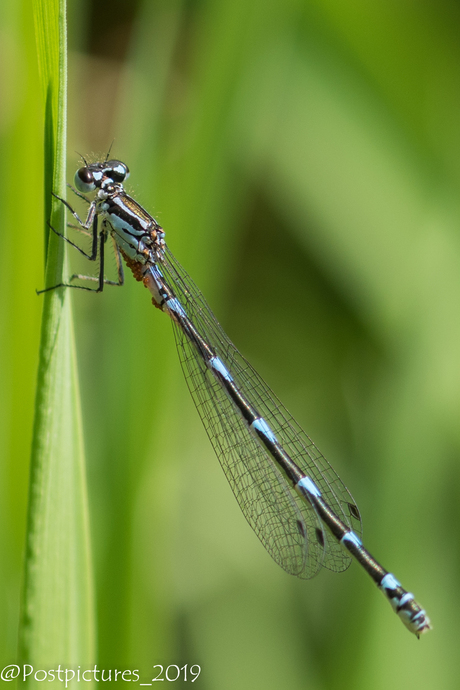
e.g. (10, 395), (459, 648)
(100, 192), (162, 264)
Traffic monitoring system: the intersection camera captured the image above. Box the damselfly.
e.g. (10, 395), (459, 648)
(41, 157), (431, 637)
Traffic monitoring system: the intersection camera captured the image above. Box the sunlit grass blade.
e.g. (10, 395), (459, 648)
(19, 0), (95, 670)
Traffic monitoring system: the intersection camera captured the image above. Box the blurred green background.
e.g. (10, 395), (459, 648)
(1, 0), (459, 686)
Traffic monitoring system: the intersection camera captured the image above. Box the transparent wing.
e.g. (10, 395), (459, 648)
(161, 247), (362, 577)
(171, 316), (326, 578)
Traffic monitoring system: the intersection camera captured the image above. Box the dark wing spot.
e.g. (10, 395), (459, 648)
(315, 527), (325, 547)
(348, 502), (360, 521)
(296, 520), (306, 539)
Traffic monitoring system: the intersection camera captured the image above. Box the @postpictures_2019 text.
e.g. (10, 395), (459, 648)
(0, 663), (202, 685)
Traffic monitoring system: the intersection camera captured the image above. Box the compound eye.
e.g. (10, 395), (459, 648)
(106, 160), (129, 182)
(75, 167), (96, 192)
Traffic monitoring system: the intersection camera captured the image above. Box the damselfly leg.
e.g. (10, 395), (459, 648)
(38, 191), (124, 294)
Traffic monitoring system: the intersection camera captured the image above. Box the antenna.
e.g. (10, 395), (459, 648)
(104, 140), (115, 162)
(75, 151), (88, 166)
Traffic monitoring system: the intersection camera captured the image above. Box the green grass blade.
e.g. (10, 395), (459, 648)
(19, 0), (95, 669)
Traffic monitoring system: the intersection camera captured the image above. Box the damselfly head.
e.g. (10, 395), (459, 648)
(74, 159), (130, 193)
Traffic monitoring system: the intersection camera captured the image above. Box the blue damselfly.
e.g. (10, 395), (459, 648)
(41, 157), (431, 637)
